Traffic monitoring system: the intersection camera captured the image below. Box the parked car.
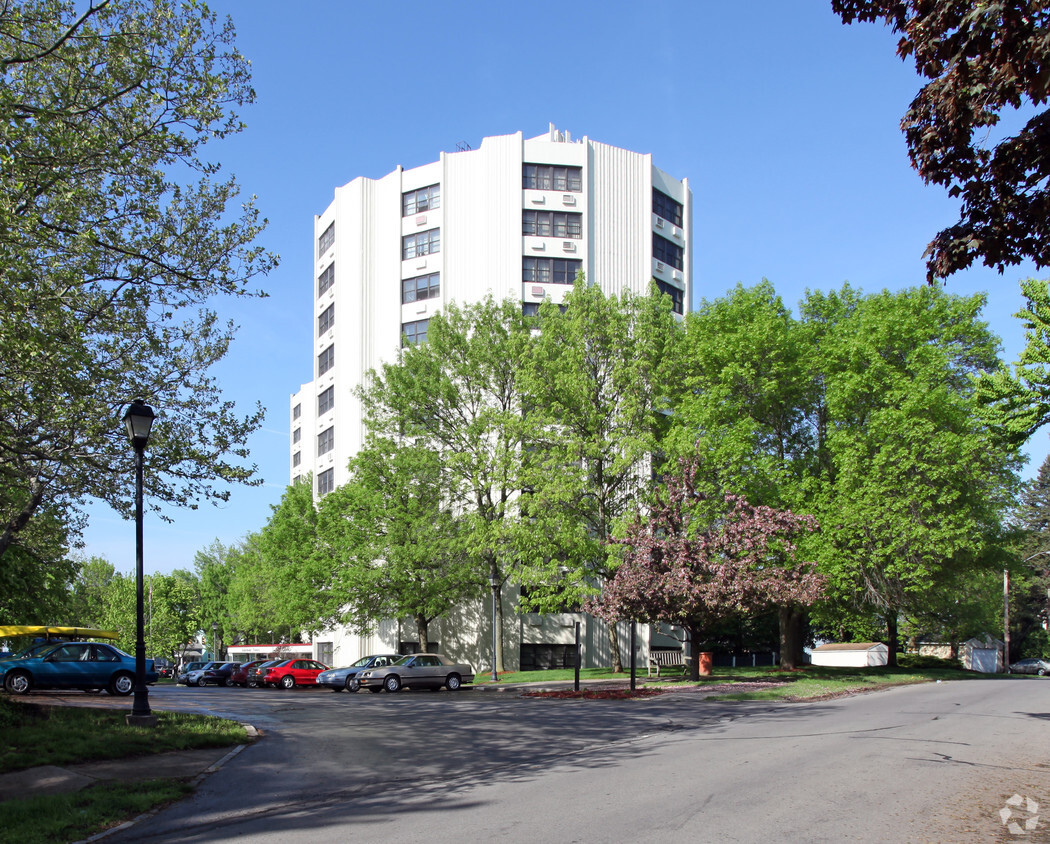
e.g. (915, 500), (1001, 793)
(153, 658), (174, 679)
(229, 659), (268, 687)
(185, 661), (227, 686)
(357, 653), (474, 693)
(245, 660), (281, 688)
(1009, 658), (1050, 676)
(0, 641), (158, 696)
(316, 654), (402, 692)
(258, 658), (329, 689)
(176, 661), (207, 685)
(188, 662), (240, 687)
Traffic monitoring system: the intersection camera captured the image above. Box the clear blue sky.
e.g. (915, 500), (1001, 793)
(82, 1), (1049, 575)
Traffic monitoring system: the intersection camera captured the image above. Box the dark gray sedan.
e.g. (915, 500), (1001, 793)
(315, 654), (402, 692)
(357, 653), (474, 693)
(1009, 657), (1050, 676)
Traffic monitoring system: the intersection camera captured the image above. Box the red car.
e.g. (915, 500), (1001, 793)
(228, 659), (268, 687)
(260, 658), (329, 689)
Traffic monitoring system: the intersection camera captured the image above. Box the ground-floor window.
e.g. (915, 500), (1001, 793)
(520, 643), (579, 671)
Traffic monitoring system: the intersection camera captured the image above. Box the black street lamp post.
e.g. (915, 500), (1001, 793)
(490, 575), (499, 682)
(123, 399), (157, 727)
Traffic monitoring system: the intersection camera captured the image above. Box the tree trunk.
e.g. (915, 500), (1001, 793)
(686, 623), (701, 681)
(609, 622), (623, 674)
(415, 615), (429, 653)
(885, 611), (898, 667)
(778, 604), (807, 670)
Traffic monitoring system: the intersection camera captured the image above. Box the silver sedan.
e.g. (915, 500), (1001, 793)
(357, 653), (474, 693)
(315, 654), (402, 692)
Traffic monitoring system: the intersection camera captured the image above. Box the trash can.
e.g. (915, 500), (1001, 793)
(698, 652), (713, 676)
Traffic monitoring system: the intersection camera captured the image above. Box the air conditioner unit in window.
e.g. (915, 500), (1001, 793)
(656, 261), (664, 272)
(531, 195), (546, 204)
(562, 195), (575, 205)
(563, 241), (575, 251)
(655, 218), (664, 228)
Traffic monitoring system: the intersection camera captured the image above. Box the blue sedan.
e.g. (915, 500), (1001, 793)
(0, 641), (157, 696)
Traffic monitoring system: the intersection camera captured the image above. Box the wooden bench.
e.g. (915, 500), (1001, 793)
(647, 650), (686, 677)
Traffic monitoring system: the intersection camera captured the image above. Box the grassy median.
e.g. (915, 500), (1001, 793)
(0, 697), (248, 844)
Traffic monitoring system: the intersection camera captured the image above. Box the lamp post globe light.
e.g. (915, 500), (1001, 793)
(122, 399), (157, 727)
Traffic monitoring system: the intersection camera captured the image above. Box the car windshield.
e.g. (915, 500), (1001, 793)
(393, 655), (416, 666)
(352, 656), (375, 667)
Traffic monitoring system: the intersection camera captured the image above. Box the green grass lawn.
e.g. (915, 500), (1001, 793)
(0, 697), (248, 844)
(477, 660), (1031, 702)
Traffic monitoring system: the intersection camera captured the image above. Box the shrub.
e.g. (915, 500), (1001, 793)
(897, 653), (961, 670)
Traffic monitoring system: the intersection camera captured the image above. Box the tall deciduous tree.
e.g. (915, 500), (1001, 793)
(0, 0), (277, 563)
(833, 1), (1050, 282)
(589, 459), (824, 680)
(805, 284), (1019, 662)
(667, 281), (821, 667)
(519, 280), (681, 673)
(314, 438), (476, 653)
(360, 297), (530, 670)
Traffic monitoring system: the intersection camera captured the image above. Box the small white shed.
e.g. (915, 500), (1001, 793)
(810, 642), (889, 667)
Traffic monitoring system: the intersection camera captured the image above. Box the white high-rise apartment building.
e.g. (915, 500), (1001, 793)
(289, 125), (691, 669)
(290, 125), (691, 498)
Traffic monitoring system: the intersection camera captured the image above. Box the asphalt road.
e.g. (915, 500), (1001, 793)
(100, 679), (1050, 843)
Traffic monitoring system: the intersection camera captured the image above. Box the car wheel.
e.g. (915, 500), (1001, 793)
(281, 674), (296, 689)
(446, 673), (462, 691)
(109, 672), (134, 696)
(383, 675), (401, 693)
(347, 676), (361, 693)
(4, 670), (31, 695)
(225, 678), (235, 687)
(368, 686), (382, 693)
(1039, 668), (1047, 676)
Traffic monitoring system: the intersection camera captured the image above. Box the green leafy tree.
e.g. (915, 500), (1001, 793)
(0, 0), (277, 563)
(360, 297), (531, 670)
(314, 438), (477, 652)
(667, 281), (821, 667)
(144, 569), (201, 663)
(1007, 455), (1050, 656)
(519, 280), (681, 673)
(979, 279), (1050, 444)
(805, 285), (1019, 663)
(833, 1), (1050, 282)
(251, 479), (324, 640)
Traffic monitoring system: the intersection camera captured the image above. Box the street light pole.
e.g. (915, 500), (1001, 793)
(490, 575), (499, 682)
(123, 399), (157, 727)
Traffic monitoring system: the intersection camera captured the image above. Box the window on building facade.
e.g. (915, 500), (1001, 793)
(402, 184), (440, 216)
(655, 279), (685, 315)
(293, 403), (301, 420)
(318, 344), (335, 376)
(318, 263), (334, 297)
(522, 210), (582, 239)
(318, 468), (334, 496)
(401, 319), (429, 346)
(318, 426), (334, 456)
(522, 302), (540, 318)
(402, 229), (440, 260)
(317, 222), (334, 257)
(522, 257), (582, 285)
(402, 272), (440, 303)
(652, 188), (683, 227)
(653, 233), (684, 270)
(318, 303), (335, 336)
(292, 428), (301, 444)
(523, 164), (582, 192)
(318, 385), (334, 416)
(292, 451), (301, 467)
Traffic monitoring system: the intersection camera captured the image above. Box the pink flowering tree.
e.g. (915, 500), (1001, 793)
(588, 459), (825, 680)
